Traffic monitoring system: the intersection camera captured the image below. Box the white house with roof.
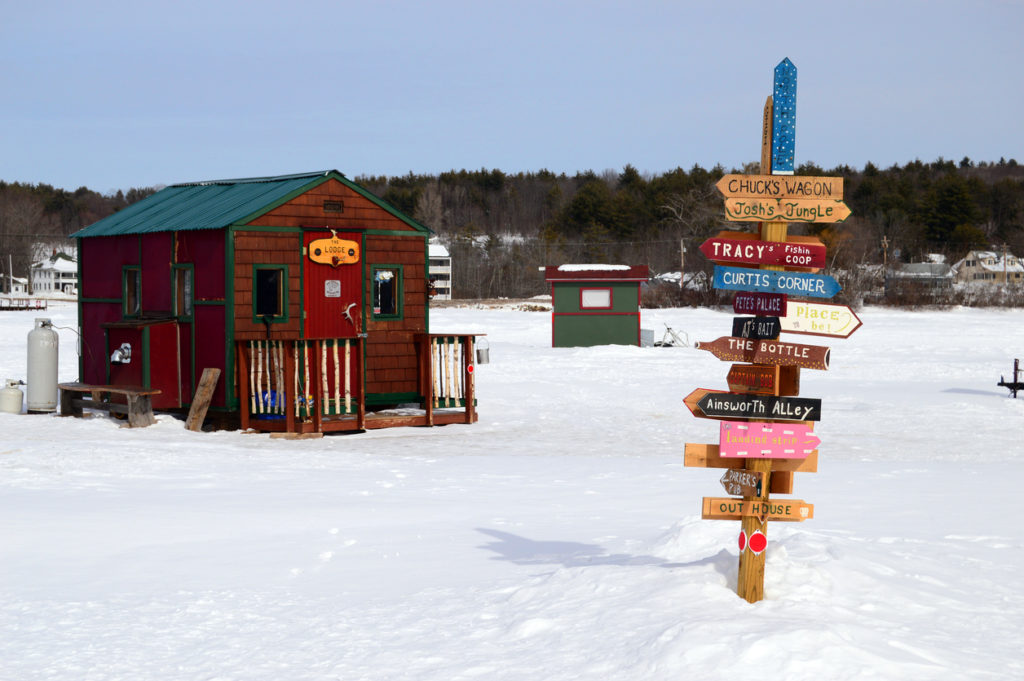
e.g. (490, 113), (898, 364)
(952, 250), (1024, 285)
(30, 252), (78, 295)
(428, 242), (452, 300)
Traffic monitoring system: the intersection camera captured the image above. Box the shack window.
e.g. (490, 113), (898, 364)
(253, 265), (288, 323)
(173, 265), (193, 319)
(123, 266), (141, 317)
(580, 288), (612, 309)
(372, 265), (402, 319)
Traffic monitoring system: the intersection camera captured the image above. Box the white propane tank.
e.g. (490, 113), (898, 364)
(27, 318), (59, 413)
(0, 379), (24, 414)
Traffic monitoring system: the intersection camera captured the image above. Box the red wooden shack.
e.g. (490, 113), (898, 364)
(72, 171), (478, 433)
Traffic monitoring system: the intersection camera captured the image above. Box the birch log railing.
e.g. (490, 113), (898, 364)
(417, 334), (479, 426)
(237, 338), (365, 433)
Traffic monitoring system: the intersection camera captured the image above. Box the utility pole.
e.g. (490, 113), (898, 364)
(1002, 243), (1008, 284)
(680, 239), (685, 290)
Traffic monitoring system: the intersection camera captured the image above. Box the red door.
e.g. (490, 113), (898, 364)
(303, 231), (362, 339)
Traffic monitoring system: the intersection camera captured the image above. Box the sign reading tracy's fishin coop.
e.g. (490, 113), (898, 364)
(682, 57), (860, 603)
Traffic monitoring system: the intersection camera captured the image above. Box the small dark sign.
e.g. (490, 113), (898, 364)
(732, 316), (781, 340)
(734, 291), (787, 316)
(696, 392), (822, 422)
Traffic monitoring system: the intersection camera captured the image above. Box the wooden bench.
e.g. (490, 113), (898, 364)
(58, 383), (161, 428)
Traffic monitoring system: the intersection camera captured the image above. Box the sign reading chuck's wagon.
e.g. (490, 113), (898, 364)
(309, 236), (360, 267)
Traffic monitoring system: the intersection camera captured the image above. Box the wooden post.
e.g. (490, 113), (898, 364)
(284, 343), (296, 433)
(736, 94), (787, 604)
(464, 335), (476, 424)
(185, 367), (222, 432)
(238, 342), (251, 431)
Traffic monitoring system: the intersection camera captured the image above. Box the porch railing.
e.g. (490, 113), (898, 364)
(417, 334), (479, 425)
(238, 338), (365, 432)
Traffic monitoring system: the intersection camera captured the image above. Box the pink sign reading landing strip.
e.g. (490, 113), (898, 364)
(719, 420), (820, 459)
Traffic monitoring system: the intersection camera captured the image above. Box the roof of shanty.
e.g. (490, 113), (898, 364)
(72, 170), (429, 238)
(543, 264), (650, 282)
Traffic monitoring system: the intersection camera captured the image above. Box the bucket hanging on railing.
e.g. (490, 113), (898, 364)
(475, 337), (490, 365)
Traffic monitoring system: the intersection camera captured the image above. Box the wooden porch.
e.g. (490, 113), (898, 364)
(237, 334), (479, 434)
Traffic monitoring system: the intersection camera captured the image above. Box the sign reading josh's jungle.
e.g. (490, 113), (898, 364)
(714, 265), (841, 299)
(723, 197), (851, 223)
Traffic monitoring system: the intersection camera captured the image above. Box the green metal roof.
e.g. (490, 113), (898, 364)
(72, 170), (430, 238)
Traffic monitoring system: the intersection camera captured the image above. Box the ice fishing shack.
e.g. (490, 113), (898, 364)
(72, 171), (479, 433)
(544, 265), (649, 347)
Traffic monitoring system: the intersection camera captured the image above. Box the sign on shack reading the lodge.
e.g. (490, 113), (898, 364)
(308, 235), (360, 267)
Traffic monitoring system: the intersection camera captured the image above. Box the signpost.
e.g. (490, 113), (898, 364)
(734, 291), (786, 316)
(780, 300), (863, 339)
(681, 57), (858, 603)
(723, 197), (851, 223)
(714, 265), (842, 299)
(700, 234), (827, 269)
(719, 420), (819, 458)
(693, 391), (822, 422)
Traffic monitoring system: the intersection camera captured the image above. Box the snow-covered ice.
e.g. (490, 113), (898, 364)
(2, 302), (1022, 680)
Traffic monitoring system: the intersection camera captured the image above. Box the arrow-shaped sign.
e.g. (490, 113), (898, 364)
(780, 300), (863, 339)
(689, 390), (822, 422)
(702, 496), (814, 522)
(695, 336), (830, 371)
(720, 469), (764, 497)
(714, 265), (841, 299)
(723, 197), (851, 223)
(700, 234), (827, 269)
(719, 420), (819, 458)
(715, 175), (843, 201)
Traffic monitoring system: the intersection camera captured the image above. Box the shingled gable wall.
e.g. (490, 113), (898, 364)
(237, 177), (428, 402)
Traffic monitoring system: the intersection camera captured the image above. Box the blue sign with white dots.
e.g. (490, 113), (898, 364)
(772, 58), (797, 175)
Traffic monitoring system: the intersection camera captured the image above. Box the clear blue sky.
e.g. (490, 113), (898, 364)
(2, 0), (1022, 194)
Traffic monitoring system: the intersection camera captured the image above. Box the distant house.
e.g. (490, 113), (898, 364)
(952, 250), (1024, 284)
(30, 252), (78, 295)
(886, 262), (954, 295)
(428, 242), (452, 300)
(1, 275), (28, 295)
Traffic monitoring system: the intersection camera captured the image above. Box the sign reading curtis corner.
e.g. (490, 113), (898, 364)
(714, 265), (841, 299)
(309, 236), (360, 267)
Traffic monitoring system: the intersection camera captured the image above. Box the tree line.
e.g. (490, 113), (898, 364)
(0, 181), (155, 287)
(3, 158), (1023, 301)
